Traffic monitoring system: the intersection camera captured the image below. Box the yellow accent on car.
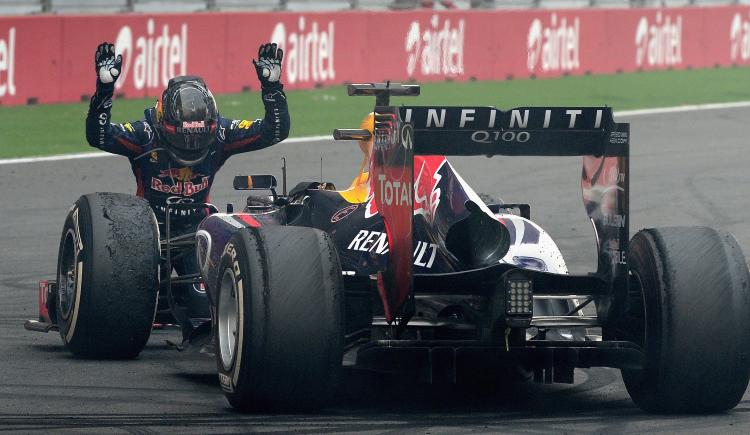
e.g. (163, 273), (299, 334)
(337, 112), (374, 204)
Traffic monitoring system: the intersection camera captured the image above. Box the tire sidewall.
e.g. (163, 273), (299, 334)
(56, 198), (94, 347)
(620, 231), (663, 407)
(214, 232), (256, 401)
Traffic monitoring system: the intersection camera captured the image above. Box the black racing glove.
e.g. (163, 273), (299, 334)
(94, 42), (122, 92)
(252, 43), (283, 89)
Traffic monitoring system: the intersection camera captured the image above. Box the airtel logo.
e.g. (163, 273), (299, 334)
(527, 14), (580, 73)
(114, 19), (188, 90)
(405, 15), (464, 77)
(730, 12), (750, 62)
(270, 17), (335, 85)
(635, 12), (682, 67)
(0, 27), (16, 98)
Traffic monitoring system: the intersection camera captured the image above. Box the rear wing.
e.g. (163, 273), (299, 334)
(401, 106), (628, 157)
(334, 83), (630, 323)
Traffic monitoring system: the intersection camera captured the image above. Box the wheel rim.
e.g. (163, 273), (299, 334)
(218, 268), (239, 371)
(58, 230), (78, 321)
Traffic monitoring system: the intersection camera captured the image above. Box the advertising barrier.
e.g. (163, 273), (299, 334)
(0, 6), (749, 106)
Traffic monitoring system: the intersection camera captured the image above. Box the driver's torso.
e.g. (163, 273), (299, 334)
(128, 139), (221, 222)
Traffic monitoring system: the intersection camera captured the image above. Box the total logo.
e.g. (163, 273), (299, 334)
(377, 174), (412, 208)
(527, 14), (580, 73)
(115, 19), (188, 90)
(730, 12), (750, 62)
(0, 27), (16, 98)
(405, 14), (465, 77)
(270, 17), (335, 85)
(635, 12), (682, 67)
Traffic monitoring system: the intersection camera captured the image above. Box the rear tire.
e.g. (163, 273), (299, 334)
(55, 193), (160, 359)
(215, 226), (344, 412)
(621, 227), (750, 413)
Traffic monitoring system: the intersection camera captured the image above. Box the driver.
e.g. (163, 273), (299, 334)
(85, 41), (289, 338)
(86, 42), (289, 222)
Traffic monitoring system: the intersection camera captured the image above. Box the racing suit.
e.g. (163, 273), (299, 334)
(85, 81), (289, 330)
(85, 84), (289, 221)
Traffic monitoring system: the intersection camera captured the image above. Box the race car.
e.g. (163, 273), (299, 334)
(26, 83), (750, 414)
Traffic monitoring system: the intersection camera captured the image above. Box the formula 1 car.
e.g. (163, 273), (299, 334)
(27, 83), (750, 414)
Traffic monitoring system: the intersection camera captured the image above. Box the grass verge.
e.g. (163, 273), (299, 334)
(1, 66), (749, 158)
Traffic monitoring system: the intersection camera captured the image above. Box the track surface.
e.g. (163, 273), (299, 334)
(1, 107), (749, 433)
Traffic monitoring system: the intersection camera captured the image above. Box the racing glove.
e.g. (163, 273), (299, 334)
(253, 43), (284, 90)
(94, 42), (122, 92)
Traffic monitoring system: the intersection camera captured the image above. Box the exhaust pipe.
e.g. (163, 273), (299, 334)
(445, 200), (510, 268)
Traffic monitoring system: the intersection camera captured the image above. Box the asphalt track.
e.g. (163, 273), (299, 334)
(1, 107), (750, 433)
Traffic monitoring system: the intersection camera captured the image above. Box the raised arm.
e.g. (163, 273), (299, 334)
(85, 42), (151, 157)
(219, 43), (290, 161)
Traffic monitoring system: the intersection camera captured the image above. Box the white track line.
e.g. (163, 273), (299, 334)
(616, 100), (750, 117)
(0, 135), (332, 166)
(2, 102), (749, 166)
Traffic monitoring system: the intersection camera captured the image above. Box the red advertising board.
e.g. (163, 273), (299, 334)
(0, 6), (748, 106)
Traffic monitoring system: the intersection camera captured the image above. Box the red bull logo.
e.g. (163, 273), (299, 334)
(182, 121), (205, 128)
(151, 176), (209, 197)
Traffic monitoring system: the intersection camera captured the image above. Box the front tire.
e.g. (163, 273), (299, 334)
(56, 193), (160, 359)
(621, 227), (750, 413)
(215, 226), (344, 412)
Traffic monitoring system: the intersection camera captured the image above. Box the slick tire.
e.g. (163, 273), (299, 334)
(56, 193), (160, 359)
(215, 226), (344, 412)
(621, 227), (750, 413)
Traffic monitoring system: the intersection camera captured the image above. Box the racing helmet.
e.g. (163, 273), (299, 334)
(156, 76), (218, 166)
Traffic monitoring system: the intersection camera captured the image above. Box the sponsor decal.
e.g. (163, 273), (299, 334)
(182, 120), (205, 129)
(330, 204), (358, 223)
(606, 247), (627, 266)
(377, 174), (412, 207)
(123, 122), (135, 133)
(98, 113), (108, 126)
(604, 167), (625, 184)
(0, 27), (16, 98)
(270, 17), (335, 84)
(527, 14), (580, 73)
(471, 130), (530, 144)
(635, 12), (682, 67)
(151, 176), (209, 196)
(602, 213), (626, 228)
(346, 229), (438, 268)
(403, 107), (603, 130)
(413, 240), (437, 268)
(405, 14), (465, 77)
(178, 120), (210, 134)
(115, 19), (188, 90)
(348, 229), (389, 254)
(237, 120), (253, 129)
(218, 372), (233, 392)
(730, 12), (750, 62)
